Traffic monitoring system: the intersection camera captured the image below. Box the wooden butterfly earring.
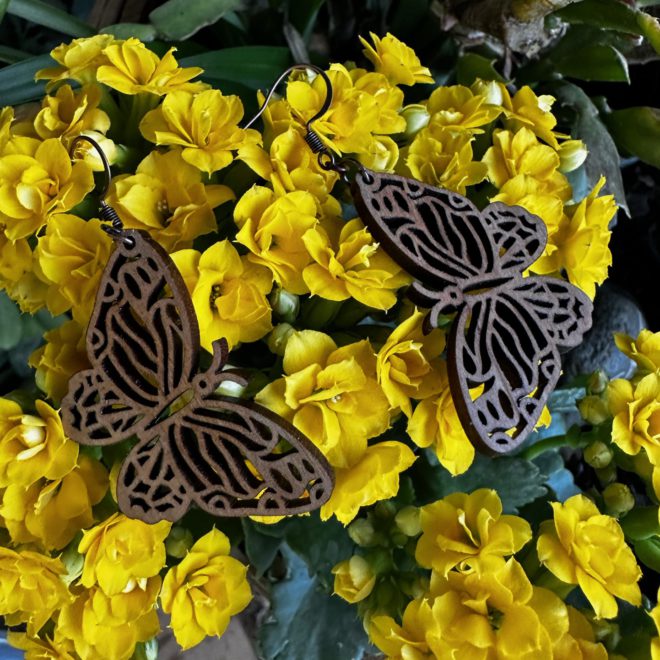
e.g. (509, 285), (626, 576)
(61, 135), (334, 524)
(251, 67), (594, 454)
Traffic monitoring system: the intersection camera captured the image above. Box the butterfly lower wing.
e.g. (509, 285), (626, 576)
(448, 283), (567, 453)
(117, 397), (334, 522)
(61, 230), (201, 445)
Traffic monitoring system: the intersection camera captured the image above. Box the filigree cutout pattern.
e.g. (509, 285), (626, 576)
(351, 170), (593, 453)
(61, 230), (334, 523)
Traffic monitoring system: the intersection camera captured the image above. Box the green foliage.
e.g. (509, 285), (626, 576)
(604, 107), (660, 168)
(6, 0), (93, 37)
(149, 0), (242, 41)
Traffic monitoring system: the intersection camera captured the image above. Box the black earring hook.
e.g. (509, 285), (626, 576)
(69, 134), (127, 240)
(243, 63), (333, 154)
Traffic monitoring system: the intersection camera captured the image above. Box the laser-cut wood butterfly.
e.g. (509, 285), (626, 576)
(351, 171), (593, 453)
(61, 229), (333, 523)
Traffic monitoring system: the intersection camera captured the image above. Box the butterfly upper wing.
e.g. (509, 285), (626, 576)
(61, 230), (200, 446)
(117, 396), (334, 522)
(351, 172), (498, 300)
(448, 276), (592, 452)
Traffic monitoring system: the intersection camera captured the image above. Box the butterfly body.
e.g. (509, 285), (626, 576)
(61, 230), (333, 523)
(351, 171), (593, 453)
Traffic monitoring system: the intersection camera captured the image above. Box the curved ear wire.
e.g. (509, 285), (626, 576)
(243, 63), (333, 154)
(69, 134), (126, 239)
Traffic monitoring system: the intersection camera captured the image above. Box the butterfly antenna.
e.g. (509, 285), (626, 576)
(69, 135), (125, 238)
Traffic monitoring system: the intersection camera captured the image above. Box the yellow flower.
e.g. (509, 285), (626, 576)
(238, 127), (340, 215)
(34, 214), (113, 322)
(530, 178), (615, 299)
(0, 232), (31, 288)
(57, 584), (160, 660)
(332, 555), (376, 604)
(554, 606), (609, 659)
(321, 441), (416, 525)
(537, 494), (642, 618)
(608, 372), (660, 464)
(483, 127), (568, 190)
(360, 32), (433, 85)
(407, 362), (475, 475)
(651, 588), (660, 660)
(79, 512), (171, 596)
(0, 548), (70, 635)
(615, 329), (660, 376)
(97, 38), (205, 96)
(302, 218), (410, 310)
(1, 454), (108, 550)
(502, 85), (566, 149)
(404, 125), (487, 194)
(416, 489), (532, 575)
(234, 186), (319, 294)
(36, 34), (116, 87)
(7, 630), (76, 660)
(558, 139), (588, 173)
(160, 528), (252, 650)
(256, 330), (391, 467)
(140, 89), (260, 173)
(0, 398), (77, 488)
(107, 149), (233, 252)
(376, 308), (445, 416)
(33, 84), (109, 142)
(0, 138), (94, 239)
(172, 241), (273, 351)
(426, 84), (501, 132)
(29, 319), (89, 403)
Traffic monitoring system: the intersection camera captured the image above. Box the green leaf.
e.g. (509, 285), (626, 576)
(411, 453), (547, 513)
(149, 0), (242, 41)
(532, 451), (580, 501)
(555, 43), (629, 82)
(0, 44), (30, 64)
(100, 23), (158, 41)
(633, 536), (660, 572)
(547, 387), (586, 413)
(288, 0), (326, 42)
(556, 0), (643, 34)
(180, 46), (292, 90)
(7, 0), (94, 37)
(0, 53), (51, 105)
(0, 0), (9, 22)
(456, 53), (506, 85)
(242, 520), (283, 576)
(283, 21), (310, 63)
(549, 81), (629, 215)
(603, 106), (660, 169)
(0, 294), (21, 350)
(260, 547), (369, 660)
(620, 506), (660, 541)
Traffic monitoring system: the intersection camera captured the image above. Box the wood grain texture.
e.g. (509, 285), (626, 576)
(61, 229), (334, 523)
(352, 170), (593, 453)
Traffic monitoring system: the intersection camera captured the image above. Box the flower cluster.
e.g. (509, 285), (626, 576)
(0, 29), (631, 658)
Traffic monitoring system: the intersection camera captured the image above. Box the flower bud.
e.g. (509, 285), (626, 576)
(332, 556), (376, 604)
(587, 370), (609, 395)
(578, 395), (610, 426)
(394, 506), (421, 537)
(471, 80), (505, 106)
(165, 526), (194, 558)
(215, 379), (247, 398)
(266, 323), (295, 356)
(583, 440), (613, 469)
(595, 463), (617, 487)
(558, 139), (588, 173)
(348, 518), (379, 547)
(367, 548), (394, 576)
(603, 483), (635, 517)
(270, 288), (300, 323)
(374, 501), (397, 521)
(401, 104), (430, 138)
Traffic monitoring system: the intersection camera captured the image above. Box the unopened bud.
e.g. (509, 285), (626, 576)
(587, 370), (609, 395)
(348, 518), (378, 547)
(603, 483), (635, 517)
(374, 501), (397, 521)
(394, 506), (421, 537)
(267, 323), (295, 356)
(471, 80), (505, 106)
(166, 526), (194, 558)
(578, 395), (610, 426)
(584, 440), (613, 469)
(558, 139), (588, 173)
(367, 548), (394, 576)
(270, 288), (299, 323)
(401, 104), (430, 138)
(373, 580), (397, 609)
(332, 556), (376, 604)
(595, 463), (617, 487)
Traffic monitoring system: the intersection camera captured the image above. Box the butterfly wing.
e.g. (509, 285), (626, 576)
(448, 276), (592, 453)
(351, 171), (499, 308)
(117, 396), (334, 522)
(61, 230), (200, 445)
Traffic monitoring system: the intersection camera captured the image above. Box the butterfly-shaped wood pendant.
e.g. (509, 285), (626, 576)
(61, 229), (334, 523)
(351, 171), (593, 454)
